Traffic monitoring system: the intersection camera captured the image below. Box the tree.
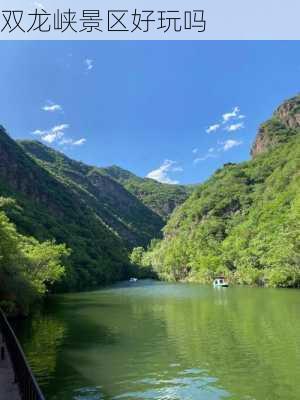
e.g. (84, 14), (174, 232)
(130, 247), (145, 266)
(0, 208), (70, 315)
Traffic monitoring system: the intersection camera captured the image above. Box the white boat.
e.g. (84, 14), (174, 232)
(129, 277), (138, 282)
(213, 277), (229, 287)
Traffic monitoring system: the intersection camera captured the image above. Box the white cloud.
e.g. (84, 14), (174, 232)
(42, 125), (68, 143)
(59, 137), (87, 146)
(52, 124), (69, 133)
(221, 139), (243, 151)
(32, 129), (45, 136)
(222, 107), (240, 123)
(193, 138), (242, 164)
(206, 124), (220, 134)
(193, 148), (218, 164)
(59, 138), (73, 145)
(85, 58), (94, 71)
(192, 148), (198, 154)
(224, 122), (244, 132)
(146, 160), (183, 184)
(73, 138), (86, 146)
(42, 103), (62, 113)
(206, 107), (246, 136)
(31, 124), (87, 147)
(43, 131), (64, 144)
(31, 124), (69, 144)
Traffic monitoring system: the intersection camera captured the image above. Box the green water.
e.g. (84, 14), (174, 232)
(16, 280), (300, 400)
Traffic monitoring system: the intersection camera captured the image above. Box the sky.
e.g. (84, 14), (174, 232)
(0, 41), (300, 184)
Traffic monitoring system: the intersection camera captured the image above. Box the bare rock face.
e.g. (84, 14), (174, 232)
(275, 97), (300, 128)
(251, 95), (300, 157)
(250, 125), (275, 158)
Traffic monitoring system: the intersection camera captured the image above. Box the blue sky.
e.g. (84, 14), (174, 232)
(0, 41), (300, 184)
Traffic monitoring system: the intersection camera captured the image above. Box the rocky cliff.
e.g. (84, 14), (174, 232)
(251, 95), (300, 157)
(144, 94), (300, 287)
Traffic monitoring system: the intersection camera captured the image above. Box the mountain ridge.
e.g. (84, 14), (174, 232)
(140, 94), (300, 288)
(101, 164), (192, 220)
(19, 140), (165, 248)
(251, 94), (300, 156)
(0, 129), (191, 290)
(19, 140), (191, 220)
(0, 126), (128, 289)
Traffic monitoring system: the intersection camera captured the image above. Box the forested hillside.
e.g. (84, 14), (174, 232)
(2, 93), (300, 315)
(138, 95), (300, 288)
(0, 128), (190, 311)
(0, 128), (128, 292)
(19, 140), (164, 248)
(101, 165), (192, 220)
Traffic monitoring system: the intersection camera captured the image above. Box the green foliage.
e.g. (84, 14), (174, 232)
(0, 208), (69, 315)
(0, 130), (189, 293)
(0, 130), (133, 291)
(3, 94), (300, 295)
(260, 117), (297, 145)
(130, 247), (145, 265)
(129, 246), (157, 279)
(21, 239), (70, 294)
(143, 132), (300, 288)
(19, 141), (164, 248)
(102, 165), (192, 220)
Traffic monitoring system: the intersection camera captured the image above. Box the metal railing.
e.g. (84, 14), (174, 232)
(0, 308), (45, 400)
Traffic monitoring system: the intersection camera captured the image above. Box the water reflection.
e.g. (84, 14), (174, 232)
(74, 386), (104, 400)
(17, 281), (300, 400)
(113, 367), (230, 400)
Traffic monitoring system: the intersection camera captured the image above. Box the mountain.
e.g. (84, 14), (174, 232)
(0, 129), (191, 291)
(19, 140), (164, 248)
(142, 94), (300, 288)
(251, 94), (300, 156)
(100, 165), (192, 220)
(0, 127), (129, 290)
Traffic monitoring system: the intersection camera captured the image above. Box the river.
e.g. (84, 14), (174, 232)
(16, 280), (300, 400)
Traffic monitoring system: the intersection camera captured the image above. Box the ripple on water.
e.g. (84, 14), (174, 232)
(112, 368), (230, 400)
(16, 282), (300, 400)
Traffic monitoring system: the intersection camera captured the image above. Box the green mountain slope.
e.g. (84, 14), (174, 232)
(101, 165), (192, 220)
(19, 140), (164, 248)
(0, 130), (191, 291)
(0, 127), (130, 290)
(142, 95), (300, 288)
